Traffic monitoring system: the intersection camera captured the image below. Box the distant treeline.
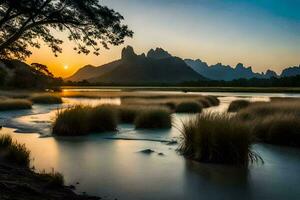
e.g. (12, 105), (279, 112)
(64, 75), (300, 87)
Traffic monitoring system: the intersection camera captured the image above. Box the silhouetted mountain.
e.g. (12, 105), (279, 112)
(147, 48), (172, 59)
(281, 65), (300, 77)
(67, 46), (206, 84)
(185, 59), (278, 81)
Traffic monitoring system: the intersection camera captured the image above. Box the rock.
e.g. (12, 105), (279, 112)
(139, 149), (155, 154)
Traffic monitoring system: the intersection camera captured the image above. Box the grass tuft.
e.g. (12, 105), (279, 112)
(39, 169), (64, 188)
(89, 105), (118, 132)
(237, 101), (300, 147)
(134, 108), (172, 129)
(178, 112), (261, 166)
(117, 105), (139, 123)
(175, 101), (203, 113)
(30, 94), (63, 104)
(228, 100), (251, 112)
(0, 134), (31, 167)
(52, 105), (118, 136)
(0, 99), (32, 111)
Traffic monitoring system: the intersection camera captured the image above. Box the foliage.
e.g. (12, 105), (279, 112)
(0, 0), (133, 60)
(89, 105), (118, 132)
(39, 169), (65, 188)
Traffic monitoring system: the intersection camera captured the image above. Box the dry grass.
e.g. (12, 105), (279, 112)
(237, 101), (300, 147)
(0, 99), (32, 111)
(0, 134), (31, 167)
(134, 108), (172, 129)
(30, 94), (63, 104)
(228, 100), (251, 112)
(175, 101), (203, 113)
(178, 112), (261, 166)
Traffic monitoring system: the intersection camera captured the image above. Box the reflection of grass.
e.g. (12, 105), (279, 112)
(134, 108), (172, 129)
(53, 105), (118, 136)
(0, 134), (30, 167)
(228, 100), (251, 112)
(237, 101), (300, 147)
(179, 113), (261, 166)
(0, 99), (32, 111)
(30, 94), (63, 104)
(175, 101), (202, 113)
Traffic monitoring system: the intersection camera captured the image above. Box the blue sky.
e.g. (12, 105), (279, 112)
(101, 0), (300, 73)
(28, 0), (300, 76)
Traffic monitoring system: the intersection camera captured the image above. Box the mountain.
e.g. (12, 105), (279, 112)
(185, 59), (278, 81)
(67, 46), (206, 84)
(281, 65), (300, 77)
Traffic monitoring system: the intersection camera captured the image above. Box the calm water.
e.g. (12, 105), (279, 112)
(1, 91), (300, 200)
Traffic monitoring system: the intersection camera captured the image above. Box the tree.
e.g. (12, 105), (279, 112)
(31, 62), (54, 77)
(0, 0), (133, 60)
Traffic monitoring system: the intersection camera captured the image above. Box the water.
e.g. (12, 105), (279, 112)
(1, 92), (300, 200)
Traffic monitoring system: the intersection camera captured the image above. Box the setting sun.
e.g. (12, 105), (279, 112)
(64, 65), (69, 70)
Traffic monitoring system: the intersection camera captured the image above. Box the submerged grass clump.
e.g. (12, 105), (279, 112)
(30, 94), (63, 104)
(53, 106), (90, 136)
(179, 113), (261, 166)
(0, 99), (32, 111)
(175, 101), (203, 113)
(228, 100), (251, 112)
(89, 105), (118, 132)
(0, 134), (31, 167)
(52, 105), (118, 136)
(117, 105), (139, 123)
(134, 108), (172, 129)
(237, 101), (300, 147)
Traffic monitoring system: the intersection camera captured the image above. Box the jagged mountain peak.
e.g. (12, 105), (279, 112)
(147, 48), (172, 59)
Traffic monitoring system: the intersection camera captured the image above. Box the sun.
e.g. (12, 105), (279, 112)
(64, 65), (69, 70)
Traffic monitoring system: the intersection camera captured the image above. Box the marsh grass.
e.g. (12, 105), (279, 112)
(117, 105), (140, 123)
(228, 100), (251, 112)
(89, 105), (118, 132)
(134, 108), (172, 129)
(39, 169), (64, 188)
(178, 113), (261, 166)
(30, 94), (63, 104)
(237, 101), (300, 147)
(0, 134), (30, 167)
(205, 96), (220, 106)
(175, 101), (203, 113)
(52, 105), (118, 136)
(0, 99), (32, 111)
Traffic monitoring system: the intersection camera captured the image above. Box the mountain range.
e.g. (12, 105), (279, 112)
(67, 46), (300, 83)
(67, 46), (206, 84)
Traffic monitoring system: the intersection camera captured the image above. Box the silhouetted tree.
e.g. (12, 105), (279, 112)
(31, 63), (53, 77)
(0, 0), (133, 60)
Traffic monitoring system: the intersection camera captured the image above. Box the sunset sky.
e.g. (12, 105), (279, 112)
(26, 0), (300, 78)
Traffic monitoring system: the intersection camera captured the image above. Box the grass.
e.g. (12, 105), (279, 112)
(228, 100), (251, 112)
(117, 105), (139, 123)
(0, 99), (32, 111)
(0, 134), (31, 167)
(39, 169), (64, 188)
(30, 94), (63, 104)
(205, 96), (220, 106)
(178, 113), (261, 166)
(236, 101), (300, 147)
(89, 105), (118, 132)
(134, 108), (172, 129)
(52, 105), (118, 136)
(175, 101), (203, 113)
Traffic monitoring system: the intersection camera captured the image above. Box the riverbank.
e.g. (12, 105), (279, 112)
(0, 163), (100, 200)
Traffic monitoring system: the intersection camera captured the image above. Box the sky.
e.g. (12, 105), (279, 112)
(26, 0), (300, 77)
